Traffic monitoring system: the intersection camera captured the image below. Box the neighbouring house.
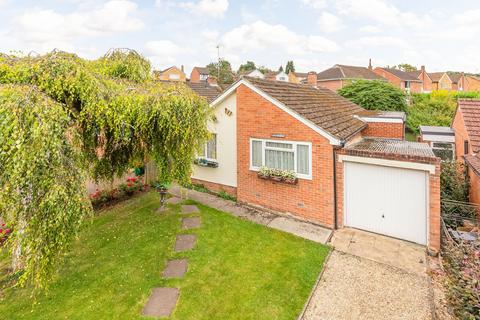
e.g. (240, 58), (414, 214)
(265, 70), (289, 82)
(192, 76), (441, 252)
(186, 79), (223, 103)
(154, 66), (186, 82)
(288, 71), (308, 84)
(408, 66), (433, 92)
(429, 72), (451, 91)
(452, 99), (480, 206)
(373, 67), (423, 93)
(466, 75), (480, 91)
(311, 63), (385, 91)
(238, 69), (265, 79)
(448, 72), (467, 91)
(190, 67), (210, 83)
(419, 126), (455, 161)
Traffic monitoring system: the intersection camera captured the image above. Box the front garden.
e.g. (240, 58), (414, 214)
(0, 192), (329, 319)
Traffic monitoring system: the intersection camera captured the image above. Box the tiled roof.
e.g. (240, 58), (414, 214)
(316, 64), (384, 81)
(293, 72), (308, 78)
(428, 72), (445, 82)
(243, 76), (367, 140)
(464, 154), (480, 175)
(407, 70), (422, 78)
(448, 72), (462, 84)
(346, 138), (436, 158)
(458, 99), (480, 153)
(381, 68), (422, 81)
(193, 67), (210, 75)
(187, 81), (222, 103)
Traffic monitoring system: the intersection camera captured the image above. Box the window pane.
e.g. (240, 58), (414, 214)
(432, 142), (453, 149)
(265, 150), (294, 170)
(206, 134), (216, 159)
(297, 144), (309, 175)
(252, 140), (262, 167)
(266, 141), (293, 149)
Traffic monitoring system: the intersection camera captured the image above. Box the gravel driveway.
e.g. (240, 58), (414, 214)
(302, 251), (433, 320)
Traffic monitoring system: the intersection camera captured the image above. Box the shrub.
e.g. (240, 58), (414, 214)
(443, 242), (480, 319)
(338, 80), (407, 112)
(407, 91), (457, 133)
(218, 190), (237, 202)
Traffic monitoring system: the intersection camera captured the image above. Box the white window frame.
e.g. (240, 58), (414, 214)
(200, 74), (208, 81)
(249, 138), (312, 180)
(199, 134), (217, 161)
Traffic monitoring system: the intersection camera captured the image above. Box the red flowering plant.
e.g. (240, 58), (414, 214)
(0, 223), (12, 246)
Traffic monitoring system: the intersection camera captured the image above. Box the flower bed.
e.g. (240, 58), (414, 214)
(89, 177), (149, 209)
(257, 166), (298, 185)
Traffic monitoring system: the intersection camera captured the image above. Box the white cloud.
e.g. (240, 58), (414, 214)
(220, 20), (339, 56)
(347, 36), (409, 49)
(318, 12), (344, 33)
(358, 25), (382, 34)
(179, 0), (229, 18)
(145, 40), (182, 63)
(10, 0), (143, 52)
(301, 0), (327, 10)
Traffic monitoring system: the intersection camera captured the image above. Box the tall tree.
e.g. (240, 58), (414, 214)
(237, 61), (256, 74)
(257, 65), (273, 75)
(206, 59), (234, 86)
(285, 61), (295, 74)
(338, 80), (407, 112)
(396, 63), (417, 72)
(278, 65), (284, 72)
(0, 49), (210, 289)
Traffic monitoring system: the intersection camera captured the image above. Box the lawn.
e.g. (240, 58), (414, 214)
(0, 192), (329, 320)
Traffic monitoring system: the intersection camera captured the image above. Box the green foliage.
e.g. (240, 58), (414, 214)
(395, 63), (417, 72)
(0, 49), (211, 288)
(257, 65), (273, 75)
(441, 161), (470, 202)
(443, 242), (480, 320)
(217, 190), (237, 202)
(278, 65), (284, 72)
(285, 60), (295, 74)
(206, 59), (234, 86)
(338, 80), (407, 112)
(237, 61), (256, 74)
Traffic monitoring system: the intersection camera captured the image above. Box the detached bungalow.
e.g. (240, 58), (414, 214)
(192, 77), (441, 252)
(312, 64), (385, 91)
(373, 67), (423, 93)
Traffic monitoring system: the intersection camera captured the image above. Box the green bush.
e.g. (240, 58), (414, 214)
(338, 80), (407, 112)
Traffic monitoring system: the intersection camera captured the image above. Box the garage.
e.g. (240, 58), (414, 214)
(344, 161), (428, 245)
(338, 138), (440, 248)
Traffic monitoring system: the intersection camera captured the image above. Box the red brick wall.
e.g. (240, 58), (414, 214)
(468, 169), (480, 207)
(317, 80), (344, 92)
(236, 84), (335, 227)
(373, 68), (402, 88)
(191, 178), (237, 197)
(410, 81), (423, 93)
(190, 68), (200, 83)
(452, 108), (470, 160)
(335, 149), (441, 252)
(362, 122), (404, 139)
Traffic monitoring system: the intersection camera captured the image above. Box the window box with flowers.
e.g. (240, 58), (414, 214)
(257, 166), (298, 185)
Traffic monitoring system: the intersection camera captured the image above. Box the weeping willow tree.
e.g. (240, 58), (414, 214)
(0, 49), (211, 289)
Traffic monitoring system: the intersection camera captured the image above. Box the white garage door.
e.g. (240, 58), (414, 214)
(344, 161), (427, 245)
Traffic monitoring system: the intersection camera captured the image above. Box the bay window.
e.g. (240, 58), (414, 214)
(250, 138), (312, 179)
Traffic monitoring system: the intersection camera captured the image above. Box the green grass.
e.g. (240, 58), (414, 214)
(0, 192), (329, 320)
(405, 131), (417, 142)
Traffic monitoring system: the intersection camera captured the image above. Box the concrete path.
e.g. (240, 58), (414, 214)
(169, 185), (332, 244)
(142, 288), (179, 318)
(174, 234), (197, 252)
(162, 259), (188, 279)
(182, 217), (201, 230)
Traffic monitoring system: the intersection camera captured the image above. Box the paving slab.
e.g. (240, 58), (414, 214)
(166, 197), (183, 204)
(181, 205), (200, 214)
(142, 287), (179, 318)
(162, 259), (188, 279)
(267, 217), (332, 244)
(174, 234), (196, 252)
(181, 217), (201, 230)
(302, 251), (432, 320)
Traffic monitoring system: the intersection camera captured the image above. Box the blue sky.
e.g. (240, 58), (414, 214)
(0, 0), (479, 74)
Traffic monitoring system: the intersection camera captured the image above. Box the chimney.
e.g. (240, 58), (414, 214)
(307, 71), (317, 86)
(207, 76), (218, 86)
(368, 58), (372, 70)
(421, 65), (425, 72)
(181, 65), (184, 73)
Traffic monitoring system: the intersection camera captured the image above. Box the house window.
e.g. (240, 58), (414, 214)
(432, 142), (454, 161)
(200, 134), (217, 160)
(200, 74), (208, 81)
(250, 138), (312, 179)
(405, 81), (411, 88)
(464, 140), (469, 155)
(169, 73), (180, 80)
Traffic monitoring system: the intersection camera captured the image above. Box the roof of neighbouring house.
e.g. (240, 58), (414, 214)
(379, 68), (422, 82)
(316, 64), (384, 81)
(292, 72), (309, 78)
(187, 81), (223, 103)
(407, 70), (422, 78)
(428, 72), (446, 82)
(239, 76), (367, 141)
(464, 154), (480, 175)
(193, 67), (210, 75)
(457, 99), (480, 153)
(448, 72), (463, 84)
(345, 138), (436, 158)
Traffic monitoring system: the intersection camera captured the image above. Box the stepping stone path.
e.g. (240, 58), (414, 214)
(174, 234), (197, 252)
(181, 204), (200, 214)
(162, 259), (188, 279)
(182, 217), (202, 230)
(142, 287), (179, 318)
(166, 197), (183, 204)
